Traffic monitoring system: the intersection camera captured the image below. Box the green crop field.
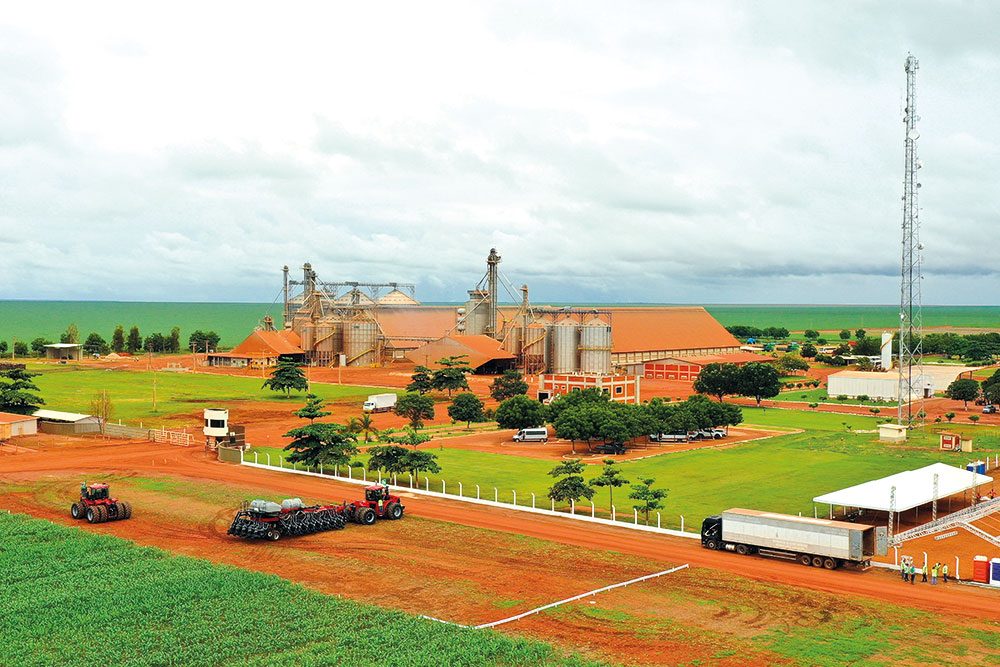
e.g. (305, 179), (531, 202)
(4, 301), (999, 350)
(0, 513), (596, 667)
(27, 364), (390, 424)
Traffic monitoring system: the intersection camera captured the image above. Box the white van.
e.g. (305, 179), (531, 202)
(513, 427), (549, 443)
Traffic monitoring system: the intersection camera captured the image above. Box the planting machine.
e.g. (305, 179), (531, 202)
(227, 484), (404, 541)
(71, 482), (132, 524)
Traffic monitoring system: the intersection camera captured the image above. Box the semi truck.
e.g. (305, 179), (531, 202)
(363, 393), (397, 413)
(701, 508), (887, 570)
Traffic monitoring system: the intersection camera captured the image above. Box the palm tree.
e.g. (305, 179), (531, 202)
(356, 413), (379, 443)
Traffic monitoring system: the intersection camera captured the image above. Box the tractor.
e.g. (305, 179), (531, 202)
(71, 482), (132, 524)
(344, 484), (404, 525)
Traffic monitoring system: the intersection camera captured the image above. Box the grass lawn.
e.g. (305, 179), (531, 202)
(775, 387), (896, 408)
(249, 407), (1000, 531)
(27, 364), (390, 424)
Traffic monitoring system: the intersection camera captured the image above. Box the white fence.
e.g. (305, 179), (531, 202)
(104, 422), (193, 446)
(240, 452), (699, 540)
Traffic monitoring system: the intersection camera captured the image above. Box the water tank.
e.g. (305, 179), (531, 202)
(578, 318), (612, 374)
(344, 319), (378, 366)
(281, 498), (304, 511)
(549, 319), (579, 373)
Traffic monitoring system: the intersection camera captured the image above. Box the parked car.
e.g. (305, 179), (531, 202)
(984, 405), (997, 414)
(513, 427), (549, 442)
(709, 428), (727, 438)
(594, 443), (627, 455)
(653, 432), (690, 443)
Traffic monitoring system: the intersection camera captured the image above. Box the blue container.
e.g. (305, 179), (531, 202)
(991, 559), (1000, 587)
(967, 461), (987, 474)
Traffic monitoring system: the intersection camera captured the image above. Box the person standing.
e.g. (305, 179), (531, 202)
(942, 563), (949, 583)
(910, 562), (916, 584)
(901, 557), (909, 582)
(931, 562), (939, 585)
(921, 563), (928, 583)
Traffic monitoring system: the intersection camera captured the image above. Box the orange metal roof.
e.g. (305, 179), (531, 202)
(602, 307), (740, 354)
(377, 307), (459, 340)
(0, 411), (36, 424)
(405, 335), (514, 369)
(685, 351), (770, 365)
(228, 330), (304, 358)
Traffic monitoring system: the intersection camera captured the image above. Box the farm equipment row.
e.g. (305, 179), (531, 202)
(227, 484), (404, 541)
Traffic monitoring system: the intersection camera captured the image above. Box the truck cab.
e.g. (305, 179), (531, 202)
(700, 515), (723, 549)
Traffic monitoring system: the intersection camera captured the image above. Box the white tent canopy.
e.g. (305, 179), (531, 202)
(33, 409), (97, 423)
(813, 463), (992, 513)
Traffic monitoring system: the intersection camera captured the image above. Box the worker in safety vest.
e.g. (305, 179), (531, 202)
(921, 563), (928, 582)
(931, 563), (939, 585)
(942, 563), (949, 583)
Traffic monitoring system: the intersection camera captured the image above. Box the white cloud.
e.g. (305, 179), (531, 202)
(2, 1), (1000, 304)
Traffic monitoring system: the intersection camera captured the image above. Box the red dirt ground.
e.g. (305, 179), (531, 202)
(1, 436), (997, 624)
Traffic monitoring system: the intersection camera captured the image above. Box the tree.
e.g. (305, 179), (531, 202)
(447, 392), (485, 428)
(855, 329), (866, 340)
(945, 412), (955, 422)
(366, 445), (411, 476)
(395, 392), (435, 429)
(855, 357), (875, 371)
(432, 356), (473, 396)
(547, 459), (595, 505)
(283, 423), (358, 467)
(554, 407), (594, 454)
(355, 413), (378, 443)
(13, 341), (28, 357)
(839, 329), (851, 340)
(386, 426), (432, 449)
(737, 363), (782, 407)
(982, 371), (1000, 405)
(294, 394), (330, 423)
(495, 394), (547, 430)
(83, 332), (110, 355)
(590, 459), (629, 508)
(775, 355), (809, 375)
(60, 324), (79, 344)
(30, 337), (52, 356)
(168, 327), (181, 353)
(489, 370), (529, 401)
(803, 329), (819, 340)
(693, 363), (741, 402)
(799, 343), (817, 359)
(90, 390), (114, 435)
(111, 325), (126, 353)
(262, 359), (308, 396)
(945, 378), (980, 409)
(970, 414), (981, 424)
(406, 366), (434, 395)
(0, 367), (45, 414)
(188, 330), (221, 352)
(144, 332), (168, 353)
(0, 341), (6, 355)
(629, 477), (668, 525)
(854, 337), (881, 356)
(126, 326), (142, 354)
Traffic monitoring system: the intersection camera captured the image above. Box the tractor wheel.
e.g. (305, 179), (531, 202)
(120, 502), (132, 520)
(358, 507), (376, 525)
(86, 506), (98, 523)
(71, 503), (84, 520)
(97, 505), (109, 523)
(385, 503), (403, 520)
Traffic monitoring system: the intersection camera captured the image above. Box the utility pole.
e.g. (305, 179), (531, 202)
(152, 375), (157, 414)
(898, 53), (924, 427)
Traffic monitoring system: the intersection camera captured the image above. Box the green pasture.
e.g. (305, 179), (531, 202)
(775, 387), (896, 408)
(0, 513), (596, 667)
(704, 304), (1000, 332)
(27, 364), (389, 424)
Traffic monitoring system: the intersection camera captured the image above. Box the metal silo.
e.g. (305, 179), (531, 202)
(344, 319), (378, 366)
(521, 322), (548, 373)
(578, 317), (612, 374)
(549, 319), (579, 373)
(503, 325), (522, 356)
(464, 290), (489, 335)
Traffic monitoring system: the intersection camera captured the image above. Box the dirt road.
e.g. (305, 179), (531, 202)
(1, 439), (996, 622)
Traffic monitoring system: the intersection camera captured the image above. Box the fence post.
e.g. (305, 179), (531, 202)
(571, 499), (575, 515)
(348, 466), (352, 479)
(894, 546), (899, 566)
(531, 493), (536, 508)
(551, 498), (555, 512)
(512, 490), (517, 506)
(378, 471), (383, 484)
(814, 505), (818, 518)
(425, 478), (429, 491)
(657, 512), (661, 528)
(612, 505), (616, 521)
(266, 453), (271, 466)
(279, 456), (284, 468)
(363, 468), (367, 482)
(442, 480), (446, 494)
(923, 551), (928, 569)
(319, 463), (323, 475)
(634, 508), (638, 524)
(393, 473), (397, 486)
(408, 473), (413, 488)
(680, 515), (684, 532)
(494, 488), (498, 502)
(254, 452), (258, 464)
(476, 484), (480, 499)
(591, 501), (595, 517)
(240, 449), (244, 463)
(293, 462), (297, 471)
(458, 482), (463, 497)
(956, 556), (960, 581)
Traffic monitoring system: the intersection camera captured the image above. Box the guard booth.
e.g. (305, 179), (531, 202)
(940, 433), (973, 452)
(203, 408), (249, 451)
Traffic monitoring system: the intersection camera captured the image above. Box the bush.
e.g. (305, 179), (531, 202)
(836, 395), (848, 401)
(857, 394), (870, 402)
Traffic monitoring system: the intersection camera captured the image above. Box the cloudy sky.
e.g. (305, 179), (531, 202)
(2, 2), (998, 305)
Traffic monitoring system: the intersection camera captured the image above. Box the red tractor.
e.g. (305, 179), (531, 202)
(344, 484), (404, 525)
(71, 482), (132, 524)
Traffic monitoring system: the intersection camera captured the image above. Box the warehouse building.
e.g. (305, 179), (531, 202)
(537, 374), (640, 404)
(0, 412), (38, 438)
(827, 371), (933, 401)
(44, 343), (82, 361)
(626, 351), (765, 381)
(407, 335), (515, 372)
(33, 409), (101, 435)
(207, 325), (305, 368)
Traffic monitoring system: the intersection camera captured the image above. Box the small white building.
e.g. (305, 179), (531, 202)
(827, 371), (932, 401)
(43, 343), (83, 361)
(0, 412), (38, 438)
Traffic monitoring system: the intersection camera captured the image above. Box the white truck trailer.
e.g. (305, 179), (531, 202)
(363, 393), (397, 413)
(701, 508), (887, 570)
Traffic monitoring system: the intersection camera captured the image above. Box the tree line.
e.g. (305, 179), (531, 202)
(1, 324), (220, 357)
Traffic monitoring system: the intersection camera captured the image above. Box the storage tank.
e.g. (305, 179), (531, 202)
(344, 319), (378, 366)
(521, 322), (548, 373)
(503, 325), (522, 356)
(312, 322), (343, 365)
(464, 290), (489, 335)
(549, 319), (579, 373)
(578, 317), (612, 374)
(298, 323), (315, 353)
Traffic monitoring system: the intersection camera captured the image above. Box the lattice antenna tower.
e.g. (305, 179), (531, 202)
(898, 53), (925, 426)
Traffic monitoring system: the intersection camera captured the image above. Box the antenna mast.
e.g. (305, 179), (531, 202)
(898, 54), (924, 426)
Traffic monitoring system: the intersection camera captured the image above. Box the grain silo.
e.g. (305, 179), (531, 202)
(464, 290), (489, 335)
(344, 318), (378, 366)
(549, 318), (579, 373)
(578, 317), (612, 374)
